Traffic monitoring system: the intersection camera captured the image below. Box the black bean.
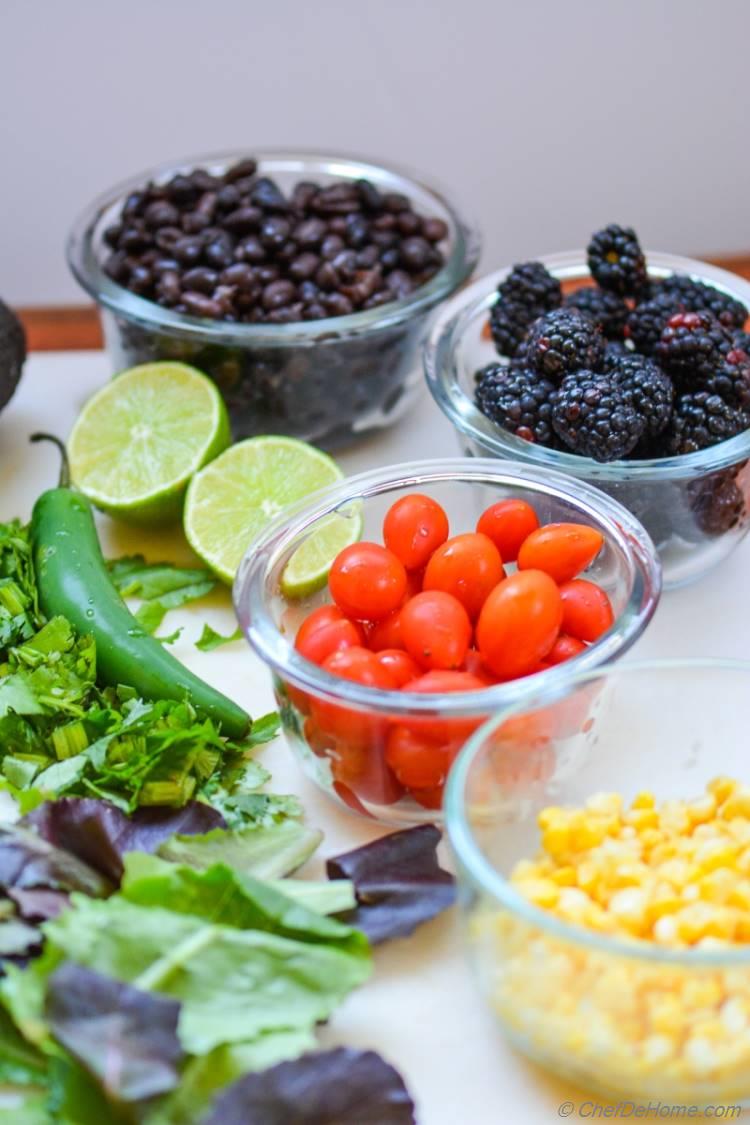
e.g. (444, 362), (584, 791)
(323, 292), (354, 316)
(313, 182), (360, 214)
(166, 174), (198, 204)
(196, 192), (218, 221)
(342, 267), (381, 304)
(182, 291), (222, 318)
(315, 262), (340, 290)
(345, 214), (370, 248)
(363, 288), (395, 309)
(103, 250), (130, 282)
(382, 191), (409, 213)
(151, 256), (180, 275)
(234, 235), (266, 263)
(373, 213), (397, 232)
(213, 284), (238, 313)
(156, 270), (181, 304)
(251, 177), (288, 210)
(182, 211), (211, 234)
(190, 169), (221, 192)
(120, 225), (152, 253)
(373, 231), (398, 252)
(144, 200), (180, 229)
(216, 184), (241, 211)
(298, 279), (320, 302)
(399, 236), (432, 271)
(182, 267), (218, 294)
(327, 216), (349, 235)
(173, 237), (204, 266)
(224, 157), (258, 183)
(385, 269), (415, 298)
(222, 206), (262, 234)
(204, 233), (235, 269)
(294, 217), (327, 248)
(103, 224), (123, 248)
(303, 302), (328, 320)
(356, 178), (382, 210)
(397, 211), (421, 236)
(267, 303), (305, 324)
(422, 217), (448, 242)
(262, 279), (297, 310)
(260, 216), (291, 250)
(257, 264), (280, 284)
(122, 191), (146, 219)
(155, 226), (182, 252)
(355, 245), (380, 268)
(275, 241), (298, 264)
(289, 252), (320, 281)
(291, 181), (319, 211)
(320, 234), (345, 260)
(220, 262), (256, 291)
(332, 250), (357, 280)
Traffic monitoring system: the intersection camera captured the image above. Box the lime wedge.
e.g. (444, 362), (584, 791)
(184, 436), (358, 588)
(67, 362), (230, 525)
(281, 505), (363, 598)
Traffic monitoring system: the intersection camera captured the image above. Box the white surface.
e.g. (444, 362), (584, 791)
(6, 350), (750, 1124)
(4, 0), (750, 303)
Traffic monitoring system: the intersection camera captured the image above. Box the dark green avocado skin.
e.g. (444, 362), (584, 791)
(0, 300), (26, 411)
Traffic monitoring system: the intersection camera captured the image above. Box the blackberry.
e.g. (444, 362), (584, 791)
(660, 275), (748, 330)
(602, 339), (632, 368)
(688, 469), (746, 536)
(665, 392), (748, 455)
(474, 363), (556, 444)
(587, 225), (648, 297)
(654, 311), (734, 388)
(526, 308), (605, 382)
(551, 369), (645, 461)
(732, 329), (750, 354)
(626, 288), (682, 355)
(703, 350), (750, 411)
(564, 286), (628, 339)
(489, 262), (562, 358)
(609, 355), (674, 437)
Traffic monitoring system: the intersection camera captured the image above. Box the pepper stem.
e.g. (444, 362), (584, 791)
(30, 433), (71, 488)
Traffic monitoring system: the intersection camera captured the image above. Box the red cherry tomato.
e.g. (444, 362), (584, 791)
(476, 570), (562, 680)
(423, 533), (505, 620)
(375, 648), (421, 687)
(476, 499), (540, 562)
(559, 579), (614, 642)
(295, 605), (364, 666)
(517, 523), (604, 584)
(330, 737), (404, 806)
(401, 669), (487, 742)
(329, 542), (407, 621)
(547, 634), (587, 665)
(400, 590), (472, 671)
(383, 493), (449, 571)
(367, 608), (403, 652)
(385, 725), (452, 789)
(410, 784), (445, 810)
(311, 645), (396, 747)
(462, 648), (497, 684)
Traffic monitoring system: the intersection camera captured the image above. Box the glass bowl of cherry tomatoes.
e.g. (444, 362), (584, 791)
(234, 458), (662, 824)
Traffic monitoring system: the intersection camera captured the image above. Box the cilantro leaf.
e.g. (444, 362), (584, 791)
(195, 623), (242, 652)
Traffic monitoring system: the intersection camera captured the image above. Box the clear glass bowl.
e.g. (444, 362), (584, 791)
(233, 458), (661, 825)
(424, 251), (750, 589)
(67, 149), (480, 450)
(446, 659), (750, 1105)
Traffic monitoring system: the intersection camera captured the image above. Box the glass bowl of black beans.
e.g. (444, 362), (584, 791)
(68, 150), (479, 449)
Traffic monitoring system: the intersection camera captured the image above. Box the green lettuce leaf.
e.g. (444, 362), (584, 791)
(156, 820), (322, 879)
(42, 894), (371, 1054)
(195, 624), (242, 653)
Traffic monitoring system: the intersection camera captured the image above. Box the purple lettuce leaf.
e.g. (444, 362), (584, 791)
(23, 796), (225, 883)
(0, 825), (111, 898)
(326, 824), (455, 944)
(201, 1047), (416, 1125)
(46, 963), (184, 1104)
(7, 886), (69, 922)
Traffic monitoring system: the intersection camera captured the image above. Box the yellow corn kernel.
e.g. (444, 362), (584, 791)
(550, 865), (578, 887)
(681, 976), (724, 1010)
(648, 993), (684, 1036)
(585, 792), (623, 817)
(698, 868), (736, 904)
(569, 816), (608, 851)
(631, 790), (656, 810)
(709, 776), (737, 803)
(516, 878), (560, 909)
(625, 807), (660, 831)
(720, 784), (750, 819)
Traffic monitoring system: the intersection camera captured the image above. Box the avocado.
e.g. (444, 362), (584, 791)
(0, 300), (25, 412)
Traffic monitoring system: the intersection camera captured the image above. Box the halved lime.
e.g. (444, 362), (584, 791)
(183, 436), (360, 589)
(67, 362), (230, 525)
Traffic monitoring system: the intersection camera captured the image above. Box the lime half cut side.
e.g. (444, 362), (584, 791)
(67, 362), (230, 525)
(184, 436), (354, 586)
(281, 502), (364, 598)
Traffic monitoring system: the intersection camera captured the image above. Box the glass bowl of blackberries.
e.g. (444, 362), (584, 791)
(68, 150), (479, 450)
(424, 225), (750, 588)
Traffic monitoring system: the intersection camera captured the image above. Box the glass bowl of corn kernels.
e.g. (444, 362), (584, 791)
(446, 659), (750, 1105)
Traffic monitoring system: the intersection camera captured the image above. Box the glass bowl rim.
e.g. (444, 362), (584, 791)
(445, 656), (750, 967)
(66, 146), (481, 343)
(233, 456), (661, 717)
(424, 250), (750, 481)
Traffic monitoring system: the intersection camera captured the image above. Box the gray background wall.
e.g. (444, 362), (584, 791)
(2, 0), (748, 305)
